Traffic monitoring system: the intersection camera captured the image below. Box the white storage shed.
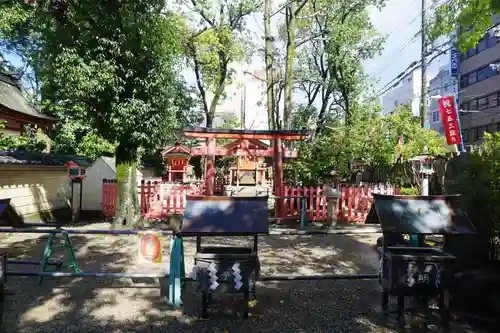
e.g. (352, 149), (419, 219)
(82, 156), (145, 212)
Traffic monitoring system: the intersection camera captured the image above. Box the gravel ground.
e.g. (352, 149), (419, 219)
(0, 222), (490, 333)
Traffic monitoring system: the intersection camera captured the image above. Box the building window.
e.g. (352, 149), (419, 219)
(470, 127), (478, 142)
(461, 63), (500, 88)
(479, 97), (489, 109)
(469, 72), (478, 85)
(431, 111), (440, 123)
(488, 35), (499, 48)
(488, 93), (499, 108)
(469, 99), (478, 110)
(461, 33), (499, 60)
(460, 90), (500, 112)
(478, 66), (497, 81)
(478, 126), (486, 139)
(467, 48), (477, 57)
(460, 75), (469, 88)
(477, 38), (488, 52)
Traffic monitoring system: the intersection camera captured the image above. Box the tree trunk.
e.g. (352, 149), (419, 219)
(283, 2), (297, 130)
(264, 0), (275, 130)
(113, 142), (140, 228)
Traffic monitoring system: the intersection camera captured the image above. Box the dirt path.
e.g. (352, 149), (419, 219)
(0, 223), (489, 332)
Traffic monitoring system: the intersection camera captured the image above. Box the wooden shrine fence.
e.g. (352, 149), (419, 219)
(280, 184), (399, 223)
(102, 180), (398, 223)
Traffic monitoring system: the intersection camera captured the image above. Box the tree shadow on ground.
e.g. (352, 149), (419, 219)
(0, 223), (490, 333)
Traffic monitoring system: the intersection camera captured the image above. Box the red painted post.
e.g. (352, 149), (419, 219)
(283, 185), (289, 218)
(159, 182), (164, 215)
(166, 185), (172, 214)
(205, 137), (216, 196)
(178, 184), (187, 213)
(273, 137), (284, 218)
(321, 187), (327, 220)
(111, 181), (117, 216)
(315, 186), (321, 221)
(173, 184), (178, 214)
(140, 180), (146, 214)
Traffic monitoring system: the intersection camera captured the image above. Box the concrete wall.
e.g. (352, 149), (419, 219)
(0, 164), (72, 221)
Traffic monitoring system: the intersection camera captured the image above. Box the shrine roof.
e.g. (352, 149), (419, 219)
(162, 143), (191, 156)
(0, 70), (56, 123)
(223, 139), (270, 149)
(183, 127), (309, 140)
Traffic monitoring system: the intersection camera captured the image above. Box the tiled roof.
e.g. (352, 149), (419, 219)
(0, 150), (93, 166)
(0, 70), (56, 121)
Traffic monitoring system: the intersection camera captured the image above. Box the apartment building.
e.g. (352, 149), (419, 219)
(458, 17), (500, 145)
(381, 69), (423, 116)
(428, 65), (458, 136)
(209, 63), (269, 130)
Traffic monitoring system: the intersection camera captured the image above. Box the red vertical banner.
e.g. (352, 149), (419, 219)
(438, 96), (461, 145)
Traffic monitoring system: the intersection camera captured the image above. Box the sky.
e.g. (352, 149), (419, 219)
(364, 0), (448, 92)
(3, 0), (449, 105)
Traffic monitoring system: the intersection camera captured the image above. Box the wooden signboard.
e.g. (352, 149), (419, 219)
(0, 198), (24, 227)
(181, 196), (269, 235)
(371, 194), (476, 234)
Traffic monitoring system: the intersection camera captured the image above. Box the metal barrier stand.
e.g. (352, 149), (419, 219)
(39, 231), (80, 285)
(0, 225), (383, 317)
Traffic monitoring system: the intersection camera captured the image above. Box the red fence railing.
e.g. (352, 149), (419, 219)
(337, 184), (399, 223)
(280, 183), (399, 223)
(281, 186), (327, 221)
(102, 180), (205, 218)
(102, 179), (117, 217)
(102, 180), (398, 223)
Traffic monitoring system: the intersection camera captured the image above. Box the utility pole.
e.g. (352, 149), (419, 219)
(420, 0), (427, 128)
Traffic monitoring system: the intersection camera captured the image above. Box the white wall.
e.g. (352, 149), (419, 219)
(0, 165), (71, 218)
(381, 69), (423, 116)
(82, 157), (147, 211)
(82, 157), (115, 211)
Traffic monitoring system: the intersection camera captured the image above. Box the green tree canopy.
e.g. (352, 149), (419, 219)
(429, 0), (500, 51)
(286, 104), (447, 185)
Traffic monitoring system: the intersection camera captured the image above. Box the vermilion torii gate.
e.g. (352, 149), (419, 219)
(182, 127), (308, 217)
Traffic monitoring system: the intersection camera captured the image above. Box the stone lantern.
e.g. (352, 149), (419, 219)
(408, 152), (436, 247)
(325, 170), (342, 226)
(351, 157), (365, 184)
(408, 152), (435, 196)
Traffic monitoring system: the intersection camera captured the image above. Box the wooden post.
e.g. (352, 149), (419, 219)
(205, 137), (216, 196)
(274, 137), (284, 218)
(236, 158), (240, 188)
